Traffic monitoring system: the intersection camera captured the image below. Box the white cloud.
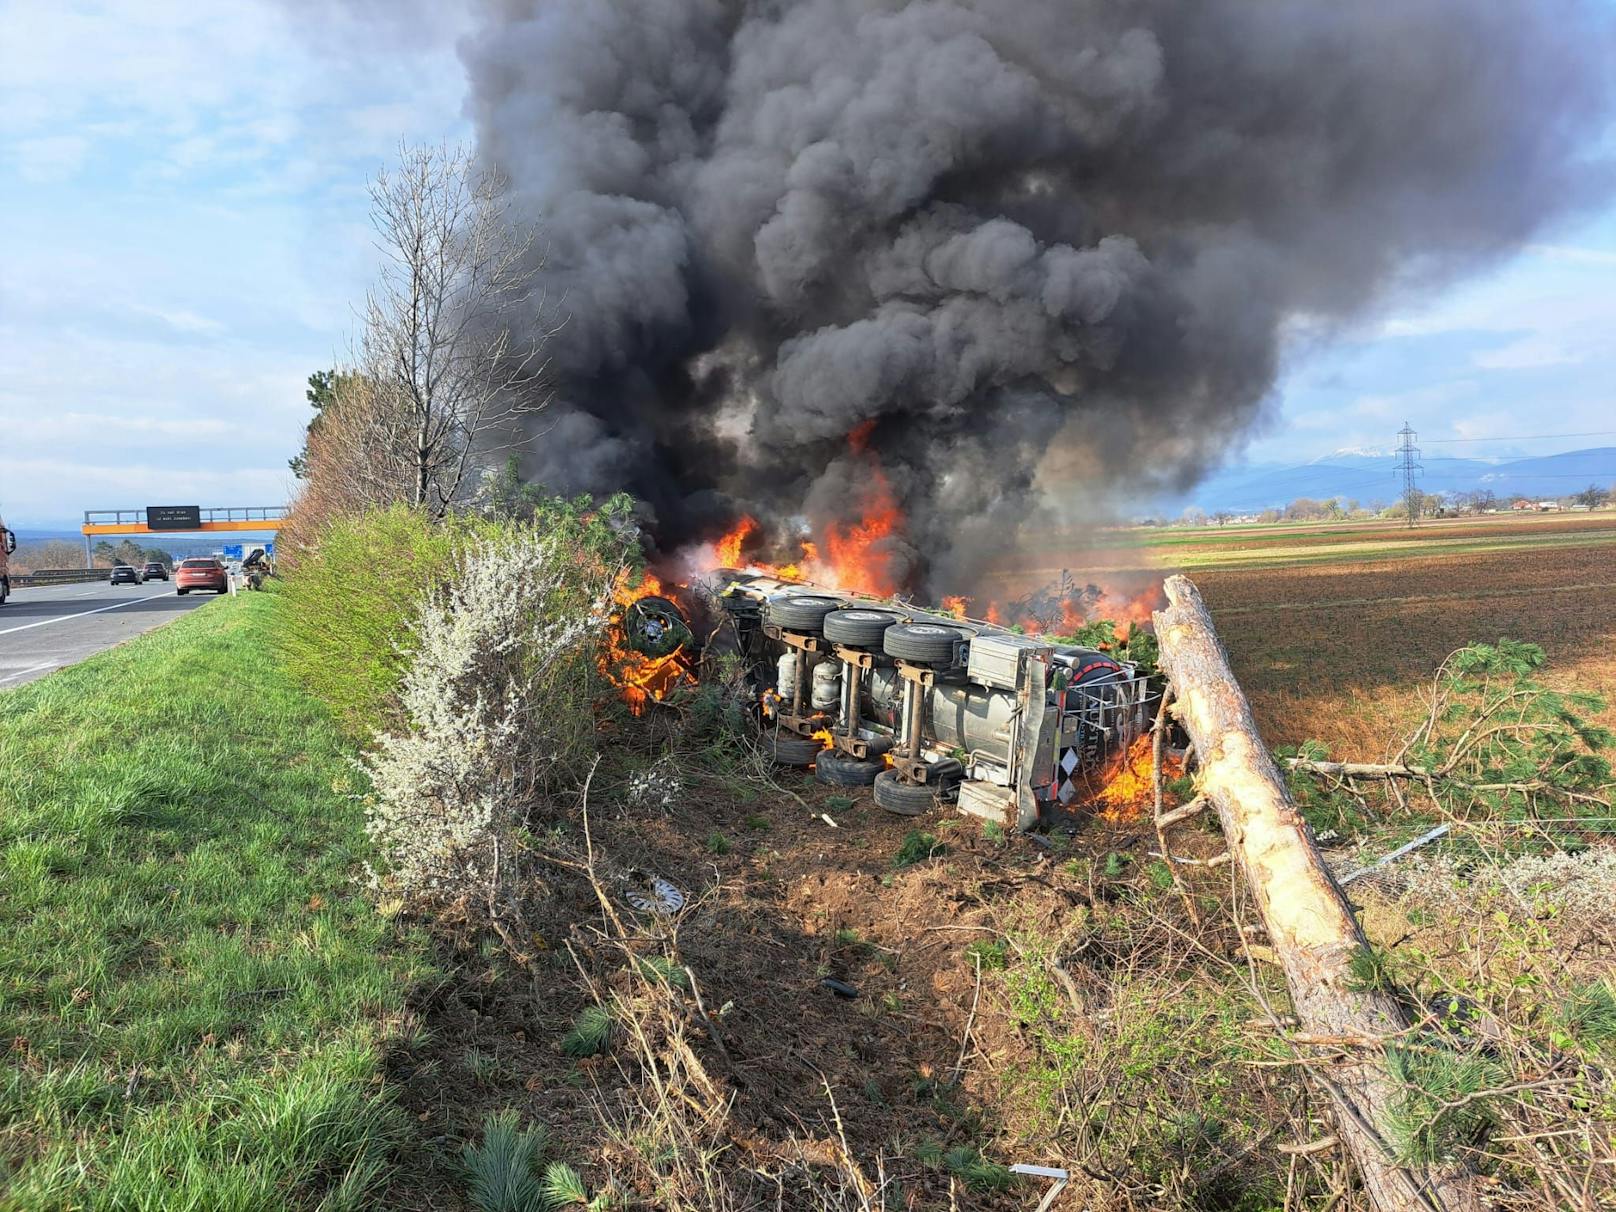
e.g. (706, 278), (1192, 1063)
(126, 305), (226, 336)
(1, 457), (294, 524)
(1346, 379), (1477, 422)
(0, 0), (469, 524)
(14, 134), (90, 182)
(1471, 336), (1581, 371)
(1526, 242), (1616, 267)
(4, 413), (238, 443)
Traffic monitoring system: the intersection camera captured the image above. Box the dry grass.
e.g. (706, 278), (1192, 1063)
(1351, 848), (1616, 1208)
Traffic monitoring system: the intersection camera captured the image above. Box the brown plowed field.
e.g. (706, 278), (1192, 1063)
(1179, 514), (1616, 750)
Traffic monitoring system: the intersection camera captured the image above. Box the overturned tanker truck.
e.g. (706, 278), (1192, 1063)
(704, 571), (1159, 830)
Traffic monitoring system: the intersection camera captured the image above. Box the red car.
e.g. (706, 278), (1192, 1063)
(176, 558), (228, 595)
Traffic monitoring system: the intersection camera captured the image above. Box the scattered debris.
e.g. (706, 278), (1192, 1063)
(820, 977), (860, 999)
(1279, 1136), (1339, 1156)
(1339, 823), (1451, 885)
(625, 876), (685, 915)
(1010, 1163), (1069, 1212)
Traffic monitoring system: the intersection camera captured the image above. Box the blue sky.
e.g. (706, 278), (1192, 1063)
(0, 0), (470, 529)
(2, 0), (1613, 529)
(1242, 209), (1616, 468)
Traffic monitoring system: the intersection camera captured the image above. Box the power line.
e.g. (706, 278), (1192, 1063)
(1419, 470), (1616, 478)
(1420, 429), (1616, 444)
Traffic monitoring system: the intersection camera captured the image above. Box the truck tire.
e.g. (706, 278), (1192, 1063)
(882, 622), (966, 664)
(822, 607), (904, 647)
(814, 750), (884, 786)
(873, 769), (937, 816)
(766, 593), (847, 632)
(764, 732), (823, 767)
(177, 588), (188, 595)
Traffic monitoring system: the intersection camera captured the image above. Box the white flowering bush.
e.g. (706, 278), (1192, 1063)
(1391, 847), (1616, 930)
(362, 527), (607, 906)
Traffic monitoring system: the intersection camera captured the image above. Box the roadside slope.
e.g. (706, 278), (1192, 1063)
(0, 592), (430, 1209)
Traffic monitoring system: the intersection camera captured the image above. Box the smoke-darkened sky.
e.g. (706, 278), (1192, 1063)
(460, 0), (1613, 590)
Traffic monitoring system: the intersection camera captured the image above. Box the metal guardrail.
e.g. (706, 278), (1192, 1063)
(11, 568), (112, 587)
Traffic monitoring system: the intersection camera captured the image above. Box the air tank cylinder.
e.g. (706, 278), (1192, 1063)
(811, 660), (842, 714)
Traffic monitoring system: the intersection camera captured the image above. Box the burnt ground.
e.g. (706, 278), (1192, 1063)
(372, 725), (1306, 1212)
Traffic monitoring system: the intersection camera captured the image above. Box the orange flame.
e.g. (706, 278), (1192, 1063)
(779, 538), (818, 581)
(715, 516), (758, 568)
(815, 461), (901, 596)
(1093, 735), (1183, 822)
(847, 418), (877, 454)
(1102, 584), (1166, 631)
(920, 581), (1165, 643)
(693, 424), (903, 597)
(597, 569), (696, 715)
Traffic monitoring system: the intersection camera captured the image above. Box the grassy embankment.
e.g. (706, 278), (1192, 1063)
(0, 592), (428, 1209)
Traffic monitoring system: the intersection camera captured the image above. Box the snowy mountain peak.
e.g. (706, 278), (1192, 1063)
(1309, 446), (1392, 463)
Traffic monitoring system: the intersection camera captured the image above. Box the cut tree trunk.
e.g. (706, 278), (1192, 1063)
(1153, 575), (1480, 1212)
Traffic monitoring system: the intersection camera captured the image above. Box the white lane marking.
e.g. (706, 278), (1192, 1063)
(0, 661), (58, 686)
(0, 589), (181, 637)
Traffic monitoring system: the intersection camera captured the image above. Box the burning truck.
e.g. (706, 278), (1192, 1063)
(614, 569), (1160, 831)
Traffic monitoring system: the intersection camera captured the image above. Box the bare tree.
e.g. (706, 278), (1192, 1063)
(362, 142), (550, 518)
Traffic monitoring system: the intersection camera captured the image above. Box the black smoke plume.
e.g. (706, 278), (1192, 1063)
(460, 0), (1610, 592)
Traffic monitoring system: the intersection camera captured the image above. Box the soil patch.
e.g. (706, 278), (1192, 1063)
(377, 743), (1221, 1210)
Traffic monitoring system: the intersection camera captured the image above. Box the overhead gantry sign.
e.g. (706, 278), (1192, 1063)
(81, 506), (286, 563)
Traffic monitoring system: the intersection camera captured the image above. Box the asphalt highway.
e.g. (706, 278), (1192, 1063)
(0, 579), (217, 690)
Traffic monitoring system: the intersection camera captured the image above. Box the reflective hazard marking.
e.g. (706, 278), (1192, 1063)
(1056, 747), (1082, 803)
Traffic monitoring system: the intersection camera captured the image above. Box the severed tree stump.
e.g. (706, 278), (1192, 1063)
(1153, 575), (1479, 1212)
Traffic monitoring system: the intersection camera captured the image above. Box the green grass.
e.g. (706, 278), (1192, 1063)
(462, 1110), (547, 1212)
(561, 1006), (613, 1059)
(275, 505), (465, 735)
(0, 591), (428, 1208)
(892, 830), (945, 868)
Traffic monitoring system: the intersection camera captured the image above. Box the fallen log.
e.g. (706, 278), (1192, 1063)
(1153, 575), (1480, 1212)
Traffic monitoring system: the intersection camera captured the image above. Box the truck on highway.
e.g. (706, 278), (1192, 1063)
(0, 515), (14, 605)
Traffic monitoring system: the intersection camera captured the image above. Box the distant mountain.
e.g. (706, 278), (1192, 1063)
(1468, 448), (1616, 499)
(1171, 447), (1616, 514)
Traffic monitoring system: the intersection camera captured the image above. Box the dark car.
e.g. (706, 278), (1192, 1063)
(176, 557), (227, 595)
(141, 561), (168, 582)
(109, 564), (139, 585)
